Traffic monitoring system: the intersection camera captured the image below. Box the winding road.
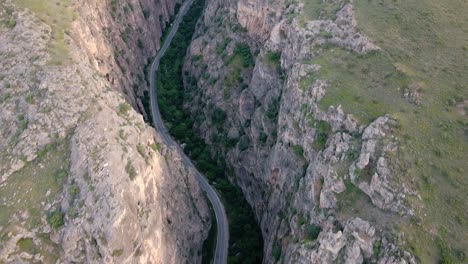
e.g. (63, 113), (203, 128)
(149, 1), (229, 263)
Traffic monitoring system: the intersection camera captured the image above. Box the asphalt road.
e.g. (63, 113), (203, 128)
(148, 1), (229, 263)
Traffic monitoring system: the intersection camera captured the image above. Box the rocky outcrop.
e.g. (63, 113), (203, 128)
(74, 0), (183, 116)
(183, 0), (416, 262)
(0, 0), (208, 262)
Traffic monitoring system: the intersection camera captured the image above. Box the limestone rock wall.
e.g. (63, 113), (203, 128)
(183, 0), (416, 263)
(0, 0), (209, 263)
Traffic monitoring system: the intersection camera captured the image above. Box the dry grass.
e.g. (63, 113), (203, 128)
(304, 0), (468, 262)
(12, 0), (75, 64)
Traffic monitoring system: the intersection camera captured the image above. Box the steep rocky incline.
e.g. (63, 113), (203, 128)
(183, 0), (421, 263)
(0, 0), (209, 263)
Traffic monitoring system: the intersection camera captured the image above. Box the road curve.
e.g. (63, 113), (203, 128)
(149, 1), (229, 263)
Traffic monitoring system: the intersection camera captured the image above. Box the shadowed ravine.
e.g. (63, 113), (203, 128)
(149, 0), (229, 263)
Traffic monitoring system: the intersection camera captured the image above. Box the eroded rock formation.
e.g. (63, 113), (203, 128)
(0, 0), (209, 262)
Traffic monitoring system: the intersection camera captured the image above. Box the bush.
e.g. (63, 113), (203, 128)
(272, 244), (282, 261)
(292, 145), (304, 157)
(7, 19), (16, 29)
(259, 132), (268, 144)
(373, 240), (381, 256)
(314, 120), (331, 150)
(216, 37), (231, 55)
(68, 184), (80, 201)
(305, 224), (321, 241)
(265, 51), (281, 66)
(232, 42), (254, 68)
(48, 210), (65, 229)
(211, 108), (226, 128)
(118, 103), (131, 116)
(266, 99), (280, 120)
(125, 160), (137, 180)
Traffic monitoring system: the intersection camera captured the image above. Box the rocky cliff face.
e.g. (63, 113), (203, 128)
(0, 0), (208, 263)
(184, 0), (417, 262)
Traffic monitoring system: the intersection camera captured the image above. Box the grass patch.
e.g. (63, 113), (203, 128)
(310, 48), (411, 124)
(12, 0), (75, 64)
(0, 139), (68, 262)
(17, 238), (36, 254)
(351, 0), (468, 261)
(302, 0), (344, 21)
(0, 139), (70, 233)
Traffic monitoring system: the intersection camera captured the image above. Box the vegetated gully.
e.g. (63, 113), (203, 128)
(149, 0), (229, 263)
(145, 0), (264, 263)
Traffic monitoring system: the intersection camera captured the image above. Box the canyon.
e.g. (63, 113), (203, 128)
(1, 0), (467, 263)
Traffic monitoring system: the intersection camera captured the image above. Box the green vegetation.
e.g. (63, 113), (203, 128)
(112, 249), (124, 257)
(373, 239), (381, 256)
(12, 0), (75, 64)
(216, 37), (231, 55)
(151, 142), (162, 152)
(266, 99), (280, 120)
(230, 42), (254, 68)
(304, 223), (321, 241)
(259, 132), (268, 144)
(272, 243), (282, 262)
(152, 0), (264, 262)
(292, 145), (304, 157)
(302, 0), (343, 21)
(0, 139), (69, 260)
(222, 42), (254, 94)
(310, 119), (331, 151)
(47, 210), (65, 229)
(265, 51), (281, 66)
(125, 160), (137, 180)
(347, 0), (468, 262)
(211, 107), (226, 129)
(118, 102), (131, 116)
(17, 238), (36, 253)
(310, 48), (410, 124)
(68, 184), (80, 202)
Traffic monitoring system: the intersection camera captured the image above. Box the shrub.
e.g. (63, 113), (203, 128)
(125, 160), (137, 180)
(259, 132), (268, 144)
(265, 51), (281, 66)
(48, 210), (65, 229)
(137, 143), (146, 158)
(211, 108), (226, 128)
(266, 99), (280, 120)
(7, 19), (16, 29)
(373, 240), (381, 256)
(272, 244), (282, 261)
(216, 37), (231, 55)
(314, 120), (331, 150)
(112, 249), (124, 257)
(118, 103), (131, 116)
(292, 145), (304, 157)
(68, 184), (80, 201)
(238, 137), (250, 151)
(232, 42), (254, 68)
(305, 224), (321, 241)
(151, 142), (162, 152)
